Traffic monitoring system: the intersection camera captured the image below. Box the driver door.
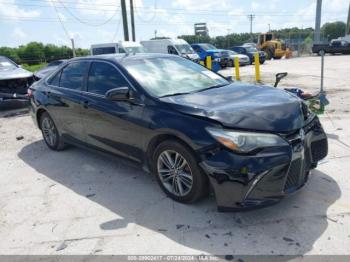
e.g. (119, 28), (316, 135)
(80, 61), (145, 162)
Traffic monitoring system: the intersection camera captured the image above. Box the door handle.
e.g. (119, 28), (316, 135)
(81, 100), (89, 109)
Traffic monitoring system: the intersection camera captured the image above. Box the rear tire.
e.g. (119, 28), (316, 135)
(40, 112), (66, 151)
(152, 140), (208, 203)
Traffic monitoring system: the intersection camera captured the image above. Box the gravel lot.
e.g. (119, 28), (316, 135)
(0, 56), (350, 256)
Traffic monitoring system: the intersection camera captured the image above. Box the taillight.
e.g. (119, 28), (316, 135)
(27, 88), (33, 97)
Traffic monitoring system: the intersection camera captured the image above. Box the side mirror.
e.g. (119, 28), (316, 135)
(105, 86), (130, 101)
(274, 72), (288, 87)
(225, 76), (233, 82)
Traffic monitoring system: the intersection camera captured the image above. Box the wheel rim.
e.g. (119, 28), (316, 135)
(157, 150), (193, 197)
(42, 117), (57, 147)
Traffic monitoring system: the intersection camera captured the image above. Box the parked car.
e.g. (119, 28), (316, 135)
(242, 43), (257, 48)
(34, 59), (67, 80)
(0, 56), (33, 109)
(220, 50), (250, 67)
(191, 43), (223, 71)
(90, 41), (145, 56)
(230, 46), (266, 64)
(141, 38), (200, 63)
(29, 53), (328, 211)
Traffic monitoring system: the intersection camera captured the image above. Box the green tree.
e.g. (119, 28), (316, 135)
(17, 42), (45, 64)
(0, 47), (19, 63)
(321, 21), (346, 40)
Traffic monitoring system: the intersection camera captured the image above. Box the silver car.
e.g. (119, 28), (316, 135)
(221, 50), (250, 67)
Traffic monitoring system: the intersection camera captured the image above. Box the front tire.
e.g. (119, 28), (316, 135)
(40, 112), (66, 151)
(152, 140), (208, 203)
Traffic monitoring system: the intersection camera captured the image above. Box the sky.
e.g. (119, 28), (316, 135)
(0, 0), (349, 48)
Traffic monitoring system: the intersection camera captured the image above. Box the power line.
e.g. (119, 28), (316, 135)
(0, 1), (346, 16)
(55, 0), (119, 26)
(0, 15), (333, 25)
(50, 0), (71, 40)
(135, 0), (157, 23)
(247, 14), (255, 40)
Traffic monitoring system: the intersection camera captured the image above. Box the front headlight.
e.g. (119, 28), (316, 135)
(206, 127), (288, 153)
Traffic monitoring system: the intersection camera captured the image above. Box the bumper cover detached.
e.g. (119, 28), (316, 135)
(199, 116), (328, 212)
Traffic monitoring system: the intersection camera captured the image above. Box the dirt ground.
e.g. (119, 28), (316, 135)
(0, 56), (350, 256)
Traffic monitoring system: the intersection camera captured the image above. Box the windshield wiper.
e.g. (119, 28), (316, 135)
(195, 84), (227, 93)
(159, 92), (192, 98)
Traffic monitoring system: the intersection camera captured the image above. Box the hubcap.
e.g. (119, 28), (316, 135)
(42, 117), (57, 146)
(157, 150), (193, 197)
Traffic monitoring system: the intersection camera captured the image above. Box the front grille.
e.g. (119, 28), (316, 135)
(284, 159), (303, 192)
(311, 139), (328, 162)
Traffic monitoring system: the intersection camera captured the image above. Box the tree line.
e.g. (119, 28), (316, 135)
(0, 21), (346, 65)
(179, 21), (346, 49)
(0, 42), (89, 65)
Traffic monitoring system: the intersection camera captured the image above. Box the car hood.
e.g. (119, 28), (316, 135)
(0, 67), (33, 80)
(181, 53), (199, 60)
(160, 83), (305, 133)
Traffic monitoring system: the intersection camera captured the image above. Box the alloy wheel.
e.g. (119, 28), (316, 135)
(41, 117), (57, 147)
(157, 150), (193, 197)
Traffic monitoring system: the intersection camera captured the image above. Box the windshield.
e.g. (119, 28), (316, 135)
(0, 57), (18, 70)
(124, 56), (229, 97)
(247, 47), (258, 52)
(124, 46), (145, 53)
(175, 44), (194, 54)
(199, 44), (217, 51)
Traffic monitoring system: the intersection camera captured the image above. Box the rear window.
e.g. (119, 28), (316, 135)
(59, 62), (89, 90)
(92, 47), (116, 55)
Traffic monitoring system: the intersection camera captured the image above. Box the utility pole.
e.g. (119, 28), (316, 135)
(314, 0), (322, 44)
(268, 23), (271, 32)
(227, 29), (231, 48)
(346, 1), (350, 36)
(247, 14), (255, 41)
(130, 0), (135, 41)
(70, 38), (76, 57)
(154, 29), (157, 39)
(121, 0), (129, 41)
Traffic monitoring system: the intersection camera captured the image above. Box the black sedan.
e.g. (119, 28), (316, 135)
(29, 54), (328, 211)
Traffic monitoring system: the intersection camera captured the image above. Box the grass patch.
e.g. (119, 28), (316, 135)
(21, 63), (47, 72)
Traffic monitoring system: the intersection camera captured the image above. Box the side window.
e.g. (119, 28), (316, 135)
(118, 48), (126, 53)
(192, 46), (200, 53)
(167, 45), (178, 55)
(87, 62), (129, 96)
(60, 62), (89, 90)
(49, 71), (61, 86)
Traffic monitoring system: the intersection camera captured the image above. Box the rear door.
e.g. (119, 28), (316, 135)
(80, 61), (145, 161)
(46, 61), (89, 143)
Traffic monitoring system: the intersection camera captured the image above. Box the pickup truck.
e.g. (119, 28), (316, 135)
(191, 43), (223, 72)
(312, 39), (350, 54)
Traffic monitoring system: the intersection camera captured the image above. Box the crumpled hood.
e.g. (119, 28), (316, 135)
(160, 83), (305, 133)
(0, 67), (33, 80)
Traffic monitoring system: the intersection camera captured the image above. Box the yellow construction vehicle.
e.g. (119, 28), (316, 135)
(257, 33), (292, 60)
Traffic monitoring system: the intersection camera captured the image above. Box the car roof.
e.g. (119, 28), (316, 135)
(69, 53), (173, 64)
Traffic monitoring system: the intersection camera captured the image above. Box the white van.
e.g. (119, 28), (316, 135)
(90, 41), (145, 55)
(140, 38), (200, 62)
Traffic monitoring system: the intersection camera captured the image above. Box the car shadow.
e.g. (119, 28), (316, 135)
(18, 140), (341, 255)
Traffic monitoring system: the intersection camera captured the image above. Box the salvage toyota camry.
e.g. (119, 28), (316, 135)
(29, 54), (328, 211)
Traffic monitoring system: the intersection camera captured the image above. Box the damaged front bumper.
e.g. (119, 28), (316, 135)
(199, 116), (328, 211)
(0, 77), (33, 109)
